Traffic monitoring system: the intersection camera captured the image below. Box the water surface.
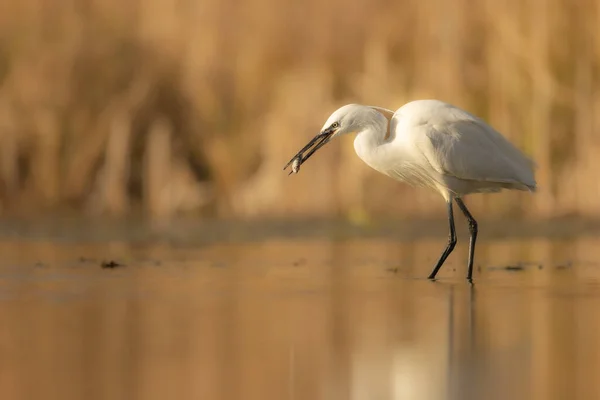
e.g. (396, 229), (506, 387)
(0, 219), (599, 400)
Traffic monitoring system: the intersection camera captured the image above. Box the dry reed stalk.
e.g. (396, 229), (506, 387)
(144, 117), (172, 219)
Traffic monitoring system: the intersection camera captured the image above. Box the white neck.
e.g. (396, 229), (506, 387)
(352, 111), (389, 167)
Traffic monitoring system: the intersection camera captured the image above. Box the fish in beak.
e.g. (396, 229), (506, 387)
(283, 127), (337, 175)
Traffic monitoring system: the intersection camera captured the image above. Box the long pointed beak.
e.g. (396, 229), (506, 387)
(283, 128), (336, 172)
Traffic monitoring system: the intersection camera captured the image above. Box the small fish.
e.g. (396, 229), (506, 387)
(289, 157), (302, 175)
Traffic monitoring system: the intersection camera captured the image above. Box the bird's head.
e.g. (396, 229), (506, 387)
(283, 104), (380, 173)
(320, 104), (372, 137)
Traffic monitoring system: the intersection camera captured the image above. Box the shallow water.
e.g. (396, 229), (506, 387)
(0, 219), (600, 400)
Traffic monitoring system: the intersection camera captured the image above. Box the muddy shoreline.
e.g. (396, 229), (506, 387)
(0, 216), (598, 245)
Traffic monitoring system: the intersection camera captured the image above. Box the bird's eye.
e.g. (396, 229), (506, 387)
(331, 122), (339, 129)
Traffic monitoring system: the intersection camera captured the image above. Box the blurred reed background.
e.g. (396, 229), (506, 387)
(0, 0), (599, 221)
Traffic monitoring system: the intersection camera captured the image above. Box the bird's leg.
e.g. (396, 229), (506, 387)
(455, 198), (478, 281)
(428, 200), (457, 280)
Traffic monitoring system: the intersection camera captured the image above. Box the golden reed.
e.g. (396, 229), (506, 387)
(0, 0), (598, 220)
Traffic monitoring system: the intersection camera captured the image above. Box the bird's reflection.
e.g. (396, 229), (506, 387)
(446, 282), (478, 400)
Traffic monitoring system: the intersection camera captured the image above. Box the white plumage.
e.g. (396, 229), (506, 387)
(284, 99), (537, 280)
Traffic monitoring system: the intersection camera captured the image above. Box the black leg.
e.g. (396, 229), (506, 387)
(455, 198), (478, 281)
(428, 200), (457, 280)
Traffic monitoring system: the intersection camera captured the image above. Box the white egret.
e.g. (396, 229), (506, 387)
(283, 100), (537, 281)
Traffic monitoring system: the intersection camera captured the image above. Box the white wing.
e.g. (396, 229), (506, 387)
(413, 118), (537, 190)
(386, 101), (536, 191)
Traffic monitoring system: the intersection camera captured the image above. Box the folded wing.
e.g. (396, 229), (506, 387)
(414, 118), (537, 191)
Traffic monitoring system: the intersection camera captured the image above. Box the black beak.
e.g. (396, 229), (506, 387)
(283, 127), (336, 172)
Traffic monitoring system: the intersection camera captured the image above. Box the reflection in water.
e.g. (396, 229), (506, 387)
(0, 236), (599, 400)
